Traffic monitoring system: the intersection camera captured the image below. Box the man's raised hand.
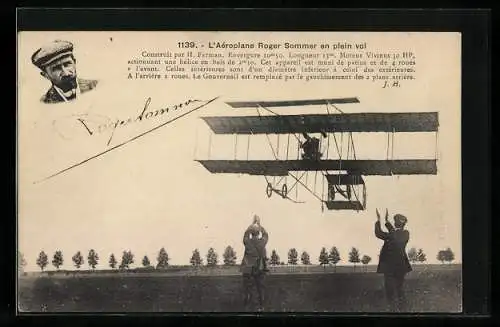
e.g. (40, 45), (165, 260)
(253, 215), (261, 226)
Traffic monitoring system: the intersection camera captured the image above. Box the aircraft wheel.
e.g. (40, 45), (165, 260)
(266, 183), (273, 198)
(281, 184), (288, 198)
(347, 185), (352, 200)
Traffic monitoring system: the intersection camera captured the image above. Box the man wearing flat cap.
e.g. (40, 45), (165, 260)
(375, 209), (412, 312)
(31, 40), (98, 104)
(241, 214), (269, 311)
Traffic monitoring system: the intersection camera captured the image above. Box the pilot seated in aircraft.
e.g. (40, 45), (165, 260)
(301, 133), (322, 160)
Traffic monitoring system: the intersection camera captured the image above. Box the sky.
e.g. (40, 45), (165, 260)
(18, 32), (461, 271)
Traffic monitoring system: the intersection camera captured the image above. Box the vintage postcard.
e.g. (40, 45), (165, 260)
(17, 31), (461, 313)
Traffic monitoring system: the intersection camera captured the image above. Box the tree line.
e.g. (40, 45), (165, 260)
(270, 247), (372, 272)
(18, 246), (456, 272)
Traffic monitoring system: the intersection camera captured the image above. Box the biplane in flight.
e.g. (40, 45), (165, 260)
(195, 97), (439, 212)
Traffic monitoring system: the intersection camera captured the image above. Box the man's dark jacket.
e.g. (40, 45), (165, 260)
(41, 78), (98, 104)
(241, 227), (268, 275)
(375, 221), (412, 275)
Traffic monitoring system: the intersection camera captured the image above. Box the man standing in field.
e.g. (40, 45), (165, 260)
(241, 215), (269, 311)
(374, 209), (412, 312)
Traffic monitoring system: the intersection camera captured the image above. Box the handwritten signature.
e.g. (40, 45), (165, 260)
(56, 97), (203, 146)
(37, 96), (220, 184)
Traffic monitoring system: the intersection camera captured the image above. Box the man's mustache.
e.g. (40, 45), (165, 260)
(58, 76), (77, 91)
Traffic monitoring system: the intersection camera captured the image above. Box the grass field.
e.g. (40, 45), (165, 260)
(18, 264), (462, 313)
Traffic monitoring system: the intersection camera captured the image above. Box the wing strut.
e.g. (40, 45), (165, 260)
(246, 133), (251, 160)
(434, 130), (439, 160)
(234, 133), (238, 160)
(295, 137), (300, 200)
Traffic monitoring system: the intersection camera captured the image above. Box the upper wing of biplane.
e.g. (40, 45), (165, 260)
(225, 97), (360, 108)
(201, 112), (439, 134)
(196, 159), (437, 176)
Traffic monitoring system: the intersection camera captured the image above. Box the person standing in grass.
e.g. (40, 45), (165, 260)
(241, 215), (269, 311)
(375, 208), (412, 312)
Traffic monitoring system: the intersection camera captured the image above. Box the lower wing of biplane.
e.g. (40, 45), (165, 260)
(196, 159), (437, 211)
(195, 97), (439, 212)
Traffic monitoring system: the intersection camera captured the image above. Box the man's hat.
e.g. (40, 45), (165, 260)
(394, 214), (408, 225)
(31, 40), (74, 69)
